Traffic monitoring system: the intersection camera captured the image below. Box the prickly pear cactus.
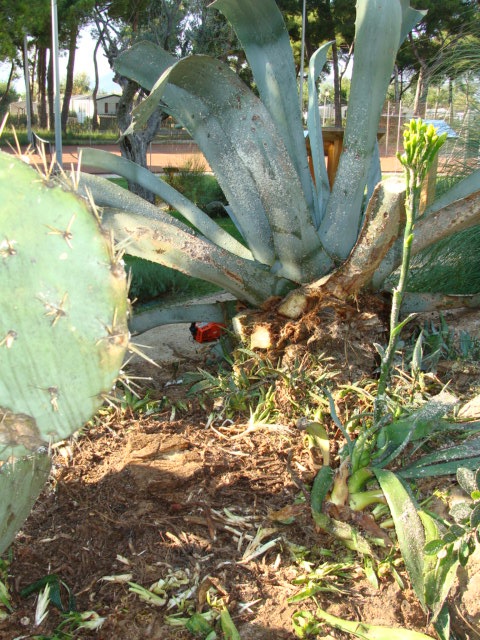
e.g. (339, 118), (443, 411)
(0, 151), (129, 461)
(0, 453), (52, 555)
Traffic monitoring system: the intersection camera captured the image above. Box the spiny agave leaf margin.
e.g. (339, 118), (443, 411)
(100, 207), (285, 305)
(399, 1), (427, 43)
(78, 173), (289, 305)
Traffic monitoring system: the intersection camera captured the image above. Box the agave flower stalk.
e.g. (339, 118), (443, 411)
(374, 120), (447, 424)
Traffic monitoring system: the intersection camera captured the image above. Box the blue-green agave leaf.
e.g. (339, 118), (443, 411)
(320, 0), (412, 260)
(114, 40), (175, 91)
(425, 170), (480, 216)
(78, 173), (288, 305)
(365, 141), (382, 208)
(307, 41), (334, 225)
(211, 0), (317, 221)
(125, 52), (332, 281)
(101, 207), (285, 306)
(129, 300), (236, 335)
(399, 2), (427, 44)
(80, 148), (253, 260)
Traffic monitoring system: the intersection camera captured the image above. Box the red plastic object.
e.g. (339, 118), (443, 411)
(190, 322), (226, 343)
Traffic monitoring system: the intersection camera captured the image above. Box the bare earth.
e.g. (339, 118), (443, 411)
(1, 307), (480, 639)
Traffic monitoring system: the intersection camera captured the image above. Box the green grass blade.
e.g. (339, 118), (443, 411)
(373, 468), (426, 609)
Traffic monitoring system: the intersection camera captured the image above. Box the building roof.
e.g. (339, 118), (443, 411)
(96, 94), (121, 101)
(423, 119), (458, 139)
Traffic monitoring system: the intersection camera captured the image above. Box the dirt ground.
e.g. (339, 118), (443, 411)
(1, 308), (480, 639)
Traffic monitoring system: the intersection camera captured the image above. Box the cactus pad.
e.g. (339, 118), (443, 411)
(0, 152), (129, 460)
(0, 453), (52, 555)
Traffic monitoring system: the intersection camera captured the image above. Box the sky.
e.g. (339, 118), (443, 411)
(1, 27), (118, 97)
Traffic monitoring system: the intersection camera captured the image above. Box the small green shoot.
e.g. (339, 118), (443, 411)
(311, 607), (435, 639)
(0, 558), (13, 621)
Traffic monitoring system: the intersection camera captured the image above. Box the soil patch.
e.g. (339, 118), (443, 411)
(0, 408), (433, 640)
(1, 306), (479, 639)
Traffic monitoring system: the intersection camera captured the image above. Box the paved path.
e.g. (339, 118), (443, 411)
(9, 140), (404, 176)
(15, 141), (211, 175)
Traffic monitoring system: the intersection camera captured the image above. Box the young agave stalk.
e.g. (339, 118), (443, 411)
(374, 120), (447, 423)
(0, 151), (129, 552)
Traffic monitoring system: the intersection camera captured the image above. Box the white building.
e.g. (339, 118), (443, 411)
(70, 94), (94, 123)
(96, 94), (121, 117)
(9, 93), (121, 124)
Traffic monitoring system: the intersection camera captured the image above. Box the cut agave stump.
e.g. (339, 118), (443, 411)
(0, 152), (129, 460)
(0, 453), (52, 555)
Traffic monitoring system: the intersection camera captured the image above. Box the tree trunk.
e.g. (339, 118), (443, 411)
(61, 23), (79, 133)
(448, 77), (454, 123)
(393, 65), (400, 106)
(116, 79), (162, 203)
(332, 42), (342, 128)
(47, 50), (54, 131)
(413, 63), (429, 118)
(37, 47), (48, 129)
(0, 62), (15, 115)
(91, 31), (103, 131)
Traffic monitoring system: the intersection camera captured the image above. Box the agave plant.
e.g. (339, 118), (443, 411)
(79, 0), (480, 331)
